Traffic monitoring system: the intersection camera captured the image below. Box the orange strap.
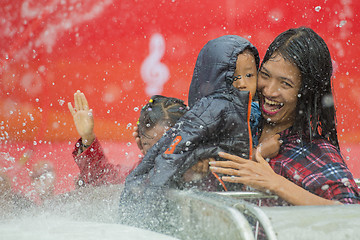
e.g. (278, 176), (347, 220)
(247, 92), (253, 160)
(212, 172), (228, 191)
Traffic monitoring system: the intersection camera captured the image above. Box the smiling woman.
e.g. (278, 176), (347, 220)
(210, 27), (360, 206)
(258, 54), (301, 132)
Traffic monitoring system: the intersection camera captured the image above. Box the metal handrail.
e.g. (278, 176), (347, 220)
(168, 189), (257, 240)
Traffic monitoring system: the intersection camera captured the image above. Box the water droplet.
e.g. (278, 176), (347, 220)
(315, 6), (321, 12)
(127, 142), (131, 146)
(134, 107), (139, 112)
(322, 94), (334, 108)
(339, 20), (347, 28)
(33, 141), (37, 145)
(321, 184), (329, 190)
(58, 99), (65, 106)
(185, 141), (191, 146)
(78, 179), (84, 186)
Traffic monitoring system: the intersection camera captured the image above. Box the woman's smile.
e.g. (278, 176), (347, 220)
(262, 97), (284, 115)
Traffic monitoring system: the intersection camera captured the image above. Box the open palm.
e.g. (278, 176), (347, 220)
(68, 90), (95, 144)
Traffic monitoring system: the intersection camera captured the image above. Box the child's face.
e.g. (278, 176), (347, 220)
(139, 124), (168, 154)
(232, 50), (257, 98)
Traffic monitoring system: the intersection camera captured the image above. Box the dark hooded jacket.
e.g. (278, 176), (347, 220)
(125, 35), (259, 188)
(119, 35), (260, 229)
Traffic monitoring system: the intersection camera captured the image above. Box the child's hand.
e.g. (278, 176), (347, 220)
(183, 158), (211, 182)
(68, 90), (95, 146)
(191, 158), (211, 173)
(257, 134), (282, 159)
(133, 126), (145, 155)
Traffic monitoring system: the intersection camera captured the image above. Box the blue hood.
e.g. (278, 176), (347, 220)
(188, 35), (259, 107)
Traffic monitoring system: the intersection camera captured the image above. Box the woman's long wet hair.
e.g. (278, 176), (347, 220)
(260, 27), (339, 148)
(138, 95), (188, 137)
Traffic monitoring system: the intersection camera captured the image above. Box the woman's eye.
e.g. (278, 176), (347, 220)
(282, 81), (293, 88)
(260, 71), (269, 78)
(245, 73), (253, 78)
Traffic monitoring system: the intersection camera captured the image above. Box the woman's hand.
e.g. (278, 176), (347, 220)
(209, 150), (282, 192)
(68, 90), (95, 146)
(210, 151), (341, 205)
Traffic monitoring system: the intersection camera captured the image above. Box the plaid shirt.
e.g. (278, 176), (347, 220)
(268, 129), (360, 204)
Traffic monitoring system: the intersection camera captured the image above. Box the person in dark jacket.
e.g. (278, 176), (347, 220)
(123, 35), (281, 192)
(123, 35), (257, 192)
(119, 35), (283, 230)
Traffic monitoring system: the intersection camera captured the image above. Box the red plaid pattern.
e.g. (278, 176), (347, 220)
(268, 129), (360, 204)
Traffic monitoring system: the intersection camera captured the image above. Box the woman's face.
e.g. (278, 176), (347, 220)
(257, 54), (301, 128)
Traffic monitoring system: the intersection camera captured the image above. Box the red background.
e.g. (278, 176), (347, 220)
(1, 0), (359, 195)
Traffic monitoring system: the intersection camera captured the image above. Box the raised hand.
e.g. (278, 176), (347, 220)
(68, 90), (95, 146)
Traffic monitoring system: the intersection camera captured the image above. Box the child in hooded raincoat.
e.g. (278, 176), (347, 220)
(123, 35), (280, 193)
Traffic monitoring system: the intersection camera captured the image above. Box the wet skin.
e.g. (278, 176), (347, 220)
(257, 54), (301, 134)
(232, 50), (258, 98)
